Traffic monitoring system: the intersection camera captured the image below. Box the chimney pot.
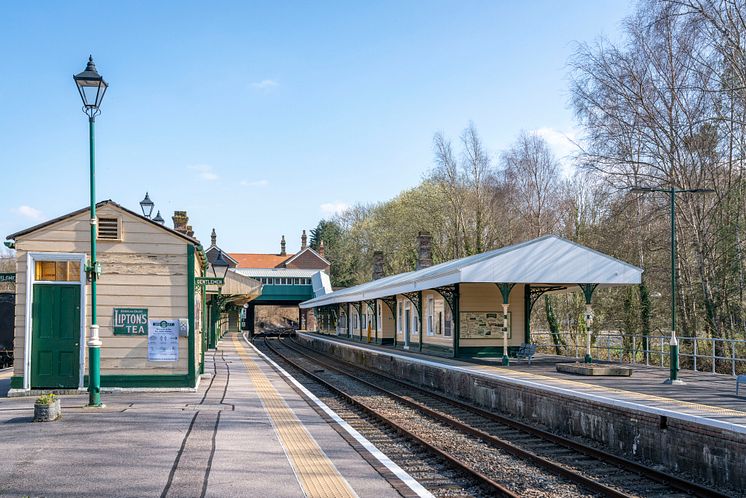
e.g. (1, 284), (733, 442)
(172, 211), (189, 234)
(211, 228), (217, 247)
(301, 230), (307, 250)
(280, 235), (287, 256)
(319, 239), (325, 258)
(416, 231), (432, 270)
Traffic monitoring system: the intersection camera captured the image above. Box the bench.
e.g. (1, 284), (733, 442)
(738, 375), (746, 398)
(515, 343), (537, 365)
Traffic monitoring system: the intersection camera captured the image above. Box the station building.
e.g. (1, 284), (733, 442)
(5, 201), (260, 395)
(300, 233), (642, 358)
(206, 230), (331, 334)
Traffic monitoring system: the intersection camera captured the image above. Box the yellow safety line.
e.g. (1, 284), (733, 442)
(232, 335), (358, 498)
(467, 363), (746, 418)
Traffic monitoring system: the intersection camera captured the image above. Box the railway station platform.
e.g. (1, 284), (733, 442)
(297, 331), (746, 491)
(0, 333), (419, 498)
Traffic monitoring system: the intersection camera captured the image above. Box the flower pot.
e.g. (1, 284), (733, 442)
(34, 398), (61, 422)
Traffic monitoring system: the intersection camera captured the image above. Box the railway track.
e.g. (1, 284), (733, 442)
(263, 335), (731, 498)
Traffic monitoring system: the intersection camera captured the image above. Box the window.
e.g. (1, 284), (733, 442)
(444, 304), (452, 337)
(34, 260), (80, 282)
(97, 217), (120, 240)
(427, 296), (434, 336)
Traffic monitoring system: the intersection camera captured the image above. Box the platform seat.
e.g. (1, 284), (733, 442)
(515, 343), (537, 365)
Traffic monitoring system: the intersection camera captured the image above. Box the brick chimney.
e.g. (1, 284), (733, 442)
(280, 235), (287, 256)
(416, 231), (432, 270)
(211, 228), (217, 247)
(301, 230), (307, 250)
(318, 240), (325, 258)
(186, 225), (194, 238)
(372, 251), (385, 280)
(172, 211), (189, 234)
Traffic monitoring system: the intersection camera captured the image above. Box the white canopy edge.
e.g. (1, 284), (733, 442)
(300, 235), (642, 309)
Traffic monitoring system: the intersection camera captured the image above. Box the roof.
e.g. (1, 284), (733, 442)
(206, 269), (262, 306)
(283, 247), (330, 266)
(234, 268), (324, 278)
(6, 200), (201, 246)
(230, 253), (292, 268)
(205, 245), (239, 266)
(300, 235), (643, 309)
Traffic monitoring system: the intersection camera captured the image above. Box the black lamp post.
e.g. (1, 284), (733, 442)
(209, 251), (230, 348)
(74, 56), (108, 408)
(152, 211), (164, 225)
(139, 192), (155, 218)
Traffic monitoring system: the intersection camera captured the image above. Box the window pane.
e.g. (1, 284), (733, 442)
(67, 261), (80, 281)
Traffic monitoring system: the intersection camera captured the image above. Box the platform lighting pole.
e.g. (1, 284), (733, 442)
(631, 186), (714, 384)
(74, 56), (108, 407)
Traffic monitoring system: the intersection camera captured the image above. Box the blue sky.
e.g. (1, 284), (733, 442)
(0, 1), (631, 254)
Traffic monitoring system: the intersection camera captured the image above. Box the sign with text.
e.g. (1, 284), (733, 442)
(460, 311), (511, 339)
(113, 308), (148, 335)
(148, 319), (179, 362)
(0, 273), (15, 283)
(195, 277), (224, 286)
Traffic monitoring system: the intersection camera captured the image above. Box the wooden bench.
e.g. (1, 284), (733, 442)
(737, 374), (746, 398)
(515, 343), (537, 365)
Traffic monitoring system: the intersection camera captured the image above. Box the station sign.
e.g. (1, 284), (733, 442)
(113, 307), (149, 335)
(0, 273), (15, 283)
(196, 277), (224, 286)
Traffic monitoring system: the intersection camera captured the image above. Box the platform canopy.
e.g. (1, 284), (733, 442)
(300, 235), (642, 308)
(206, 269), (262, 306)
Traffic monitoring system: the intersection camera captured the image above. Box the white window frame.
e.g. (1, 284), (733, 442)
(24, 252), (87, 391)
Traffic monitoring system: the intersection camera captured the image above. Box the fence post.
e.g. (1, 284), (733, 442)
(660, 336), (664, 367)
(732, 340), (737, 377)
(693, 337), (697, 372)
(712, 338), (716, 374)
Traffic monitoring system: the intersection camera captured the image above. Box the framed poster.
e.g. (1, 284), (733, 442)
(460, 311), (511, 339)
(113, 308), (148, 335)
(148, 319), (179, 361)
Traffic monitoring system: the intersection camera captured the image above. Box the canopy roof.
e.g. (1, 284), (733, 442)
(300, 235), (642, 309)
(206, 270), (262, 307)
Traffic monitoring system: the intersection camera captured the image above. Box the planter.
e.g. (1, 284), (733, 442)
(34, 398), (61, 422)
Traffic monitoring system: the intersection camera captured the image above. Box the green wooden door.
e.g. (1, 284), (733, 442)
(31, 284), (81, 388)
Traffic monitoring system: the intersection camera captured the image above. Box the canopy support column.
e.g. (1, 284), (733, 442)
(497, 283), (515, 366)
(579, 284), (598, 363)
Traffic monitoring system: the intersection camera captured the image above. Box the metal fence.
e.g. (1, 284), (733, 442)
(531, 330), (746, 376)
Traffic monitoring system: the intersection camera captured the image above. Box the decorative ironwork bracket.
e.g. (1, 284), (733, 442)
(578, 283), (598, 304)
(496, 283), (516, 305)
(381, 296), (397, 317)
(528, 285), (567, 313)
(402, 291), (422, 316)
(433, 285), (458, 315)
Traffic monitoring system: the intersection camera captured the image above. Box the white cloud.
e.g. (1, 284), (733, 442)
(188, 164), (218, 181)
(320, 201), (350, 216)
(532, 127), (582, 177)
(240, 179), (269, 187)
(251, 79), (278, 90)
(12, 205), (43, 221)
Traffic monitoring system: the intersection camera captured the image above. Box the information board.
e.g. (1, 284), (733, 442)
(460, 311), (511, 339)
(113, 308), (148, 335)
(148, 319), (179, 361)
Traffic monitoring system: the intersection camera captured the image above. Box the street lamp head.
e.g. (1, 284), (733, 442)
(152, 210), (165, 225)
(73, 56), (108, 118)
(211, 250), (230, 280)
(630, 186), (657, 193)
(139, 192), (155, 218)
(686, 188), (716, 194)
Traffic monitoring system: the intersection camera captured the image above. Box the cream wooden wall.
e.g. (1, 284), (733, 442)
(458, 283), (525, 347)
(13, 204), (193, 379)
(377, 299), (395, 339)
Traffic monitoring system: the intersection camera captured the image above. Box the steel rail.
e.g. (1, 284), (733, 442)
(261, 337), (520, 498)
(286, 336), (730, 498)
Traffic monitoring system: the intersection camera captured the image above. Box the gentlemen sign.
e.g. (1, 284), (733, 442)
(113, 308), (149, 335)
(0, 273), (15, 283)
(196, 277), (224, 286)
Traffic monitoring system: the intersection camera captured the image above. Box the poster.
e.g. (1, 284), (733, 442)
(460, 311), (511, 339)
(113, 308), (148, 335)
(148, 319), (179, 361)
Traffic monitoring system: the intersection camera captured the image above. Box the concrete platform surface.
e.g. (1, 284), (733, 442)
(0, 334), (411, 498)
(302, 332), (746, 432)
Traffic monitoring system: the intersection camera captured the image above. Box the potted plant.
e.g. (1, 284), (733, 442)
(34, 393), (61, 422)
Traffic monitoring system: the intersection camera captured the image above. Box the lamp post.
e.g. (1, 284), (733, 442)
(139, 192), (155, 218)
(74, 56), (108, 407)
(631, 185), (714, 384)
(209, 251), (230, 348)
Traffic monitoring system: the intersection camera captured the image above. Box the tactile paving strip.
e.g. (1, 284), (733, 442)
(232, 335), (358, 498)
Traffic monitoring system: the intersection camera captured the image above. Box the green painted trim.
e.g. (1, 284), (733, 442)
(418, 291), (423, 352)
(187, 244), (196, 387)
(421, 342), (453, 358)
(453, 284), (461, 358)
(85, 374), (191, 388)
(458, 346), (520, 358)
(524, 284), (531, 344)
(10, 376), (23, 389)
